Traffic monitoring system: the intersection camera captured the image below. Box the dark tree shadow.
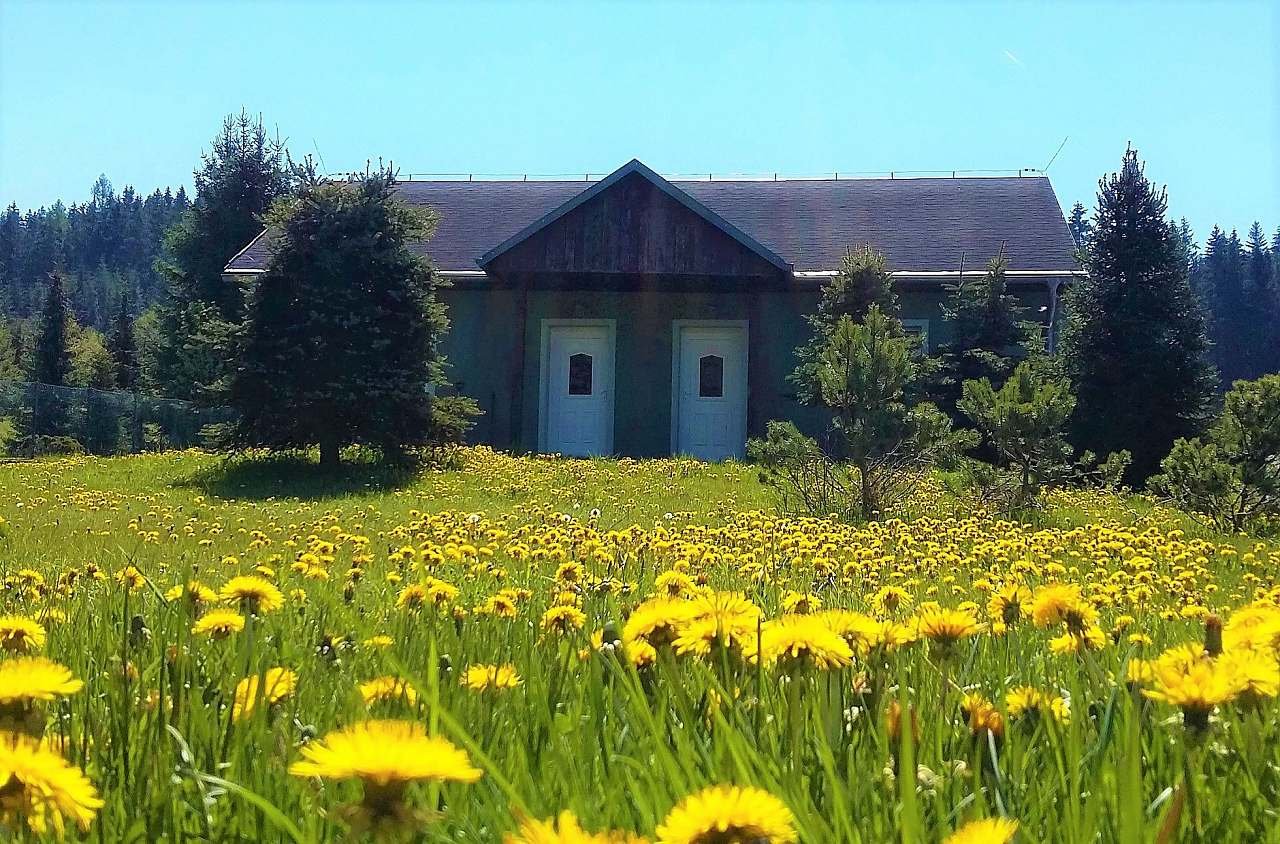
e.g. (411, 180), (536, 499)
(174, 449), (423, 501)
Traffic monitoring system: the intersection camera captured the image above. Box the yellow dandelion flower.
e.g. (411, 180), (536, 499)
(505, 810), (648, 844)
(289, 719), (481, 785)
(944, 817), (1019, 844)
(0, 658), (84, 706)
(671, 592), (761, 658)
(541, 605), (587, 635)
(462, 664), (523, 692)
(0, 732), (104, 836)
(623, 597), (697, 652)
(191, 609), (245, 639)
(0, 616), (46, 654)
(232, 667), (297, 721)
(755, 615), (852, 670)
(165, 581), (217, 607)
(987, 584), (1031, 627)
(656, 785), (796, 844)
(364, 634), (395, 650)
(360, 677), (418, 707)
(220, 576), (284, 614)
(1031, 584), (1097, 631)
(915, 607), (983, 647)
(1143, 653), (1244, 729)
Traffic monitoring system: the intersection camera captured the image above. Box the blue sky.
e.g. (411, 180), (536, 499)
(1, 0), (1276, 241)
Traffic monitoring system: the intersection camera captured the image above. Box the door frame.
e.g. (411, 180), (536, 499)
(538, 319), (617, 455)
(669, 319), (749, 456)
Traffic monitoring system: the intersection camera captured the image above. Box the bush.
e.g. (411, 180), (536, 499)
(9, 434), (85, 458)
(1152, 374), (1280, 532)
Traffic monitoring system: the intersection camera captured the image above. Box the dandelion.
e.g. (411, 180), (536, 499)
(462, 664), (523, 692)
(0, 658), (84, 708)
(165, 581), (217, 608)
(541, 605), (587, 635)
(672, 592), (761, 658)
(915, 607), (982, 650)
(359, 677), (418, 707)
(506, 810), (648, 843)
(1143, 651), (1244, 730)
(289, 720), (480, 828)
(191, 608), (245, 639)
(220, 575), (284, 614)
(655, 785), (796, 844)
(0, 616), (46, 654)
(1031, 584), (1097, 632)
(1005, 686), (1069, 725)
(232, 667), (297, 721)
(944, 817), (1019, 844)
(623, 597), (697, 652)
(0, 732), (104, 836)
(755, 616), (853, 671)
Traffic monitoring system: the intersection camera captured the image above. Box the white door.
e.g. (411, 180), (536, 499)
(544, 324), (613, 456)
(675, 323), (747, 460)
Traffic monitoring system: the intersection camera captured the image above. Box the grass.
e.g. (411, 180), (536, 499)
(0, 447), (1277, 842)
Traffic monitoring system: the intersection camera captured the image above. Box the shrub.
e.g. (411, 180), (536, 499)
(1152, 374), (1280, 532)
(9, 434), (85, 458)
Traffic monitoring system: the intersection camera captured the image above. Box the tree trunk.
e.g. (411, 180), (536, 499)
(319, 435), (340, 468)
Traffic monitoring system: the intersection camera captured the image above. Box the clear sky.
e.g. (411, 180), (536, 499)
(1, 0), (1276, 241)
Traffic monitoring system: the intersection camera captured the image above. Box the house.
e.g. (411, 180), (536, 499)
(222, 159), (1078, 460)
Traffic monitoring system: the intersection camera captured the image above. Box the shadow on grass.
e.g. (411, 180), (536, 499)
(174, 449), (424, 501)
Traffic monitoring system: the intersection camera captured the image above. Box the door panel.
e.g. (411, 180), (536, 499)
(544, 325), (613, 456)
(675, 324), (747, 460)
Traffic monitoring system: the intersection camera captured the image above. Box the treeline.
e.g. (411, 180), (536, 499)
(0, 179), (188, 327)
(1069, 203), (1280, 385)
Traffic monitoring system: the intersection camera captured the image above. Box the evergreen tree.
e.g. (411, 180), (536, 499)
(935, 251), (1033, 418)
(231, 168), (445, 466)
(791, 245), (900, 405)
(108, 294), (138, 390)
(153, 111), (294, 401)
(1243, 222), (1275, 375)
(1060, 147), (1216, 483)
(1203, 226), (1249, 383)
(1067, 202), (1092, 249)
(32, 273), (72, 386)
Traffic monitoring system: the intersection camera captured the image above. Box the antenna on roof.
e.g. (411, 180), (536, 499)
(1043, 136), (1069, 172)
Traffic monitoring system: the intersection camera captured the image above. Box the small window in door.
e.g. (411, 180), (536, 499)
(698, 354), (724, 398)
(568, 353), (593, 395)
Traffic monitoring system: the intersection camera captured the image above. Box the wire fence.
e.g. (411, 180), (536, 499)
(0, 380), (236, 457)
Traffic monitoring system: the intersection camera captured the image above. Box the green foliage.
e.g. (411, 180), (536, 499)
(1152, 374), (1280, 532)
(935, 252), (1036, 418)
(1061, 147), (1217, 483)
(757, 304), (974, 520)
(790, 245), (900, 405)
(231, 167), (449, 466)
(151, 112), (295, 401)
(31, 272), (71, 386)
(68, 326), (117, 390)
(107, 294), (138, 390)
(959, 359), (1076, 509)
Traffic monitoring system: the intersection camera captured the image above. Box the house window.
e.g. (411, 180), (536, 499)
(568, 353), (593, 395)
(902, 320), (929, 356)
(699, 354), (724, 397)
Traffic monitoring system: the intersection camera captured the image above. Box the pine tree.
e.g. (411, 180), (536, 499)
(1243, 222), (1275, 375)
(108, 294), (138, 390)
(1060, 147), (1216, 483)
(790, 244), (900, 405)
(1067, 202), (1092, 250)
(231, 168), (445, 467)
(32, 272), (72, 386)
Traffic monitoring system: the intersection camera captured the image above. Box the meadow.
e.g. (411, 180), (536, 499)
(1, 447), (1278, 842)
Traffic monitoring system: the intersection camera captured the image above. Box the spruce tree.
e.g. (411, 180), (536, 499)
(935, 251), (1033, 418)
(108, 294), (138, 391)
(154, 111), (294, 402)
(231, 168), (445, 467)
(1060, 147), (1216, 483)
(32, 272), (72, 386)
(1067, 202), (1092, 250)
(791, 245), (900, 404)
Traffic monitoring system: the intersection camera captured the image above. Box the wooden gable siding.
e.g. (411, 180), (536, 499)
(484, 172), (786, 278)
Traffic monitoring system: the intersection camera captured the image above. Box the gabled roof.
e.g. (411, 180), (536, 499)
(224, 161), (1078, 276)
(476, 159), (791, 273)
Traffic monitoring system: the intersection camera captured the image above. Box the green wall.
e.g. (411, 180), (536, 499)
(437, 281), (1054, 456)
